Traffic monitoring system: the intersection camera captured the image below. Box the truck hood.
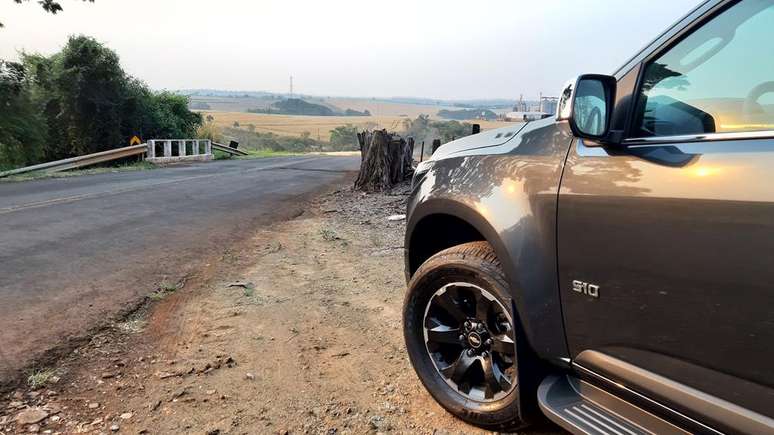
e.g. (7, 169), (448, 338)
(429, 123), (527, 160)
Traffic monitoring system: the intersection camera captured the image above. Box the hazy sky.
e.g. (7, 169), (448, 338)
(0, 0), (701, 100)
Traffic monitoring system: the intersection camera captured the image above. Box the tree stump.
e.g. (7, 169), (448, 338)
(354, 130), (414, 192)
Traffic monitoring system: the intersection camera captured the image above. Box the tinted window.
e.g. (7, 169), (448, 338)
(634, 1), (774, 137)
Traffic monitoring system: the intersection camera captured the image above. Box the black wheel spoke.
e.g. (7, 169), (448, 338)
(434, 291), (467, 322)
(492, 334), (515, 355)
(426, 325), (461, 345)
(482, 356), (500, 399)
(492, 356), (513, 392)
(441, 352), (475, 384)
(474, 291), (489, 322)
(423, 282), (517, 402)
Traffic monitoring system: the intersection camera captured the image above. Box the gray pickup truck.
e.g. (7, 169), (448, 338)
(402, 1), (774, 433)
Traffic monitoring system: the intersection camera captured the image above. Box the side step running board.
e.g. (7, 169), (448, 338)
(538, 375), (689, 435)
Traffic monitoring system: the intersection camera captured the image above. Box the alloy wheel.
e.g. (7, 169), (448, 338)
(423, 282), (517, 402)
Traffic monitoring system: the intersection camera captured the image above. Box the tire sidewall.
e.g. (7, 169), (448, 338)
(403, 252), (521, 429)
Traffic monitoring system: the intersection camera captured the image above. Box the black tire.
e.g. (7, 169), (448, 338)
(403, 241), (528, 431)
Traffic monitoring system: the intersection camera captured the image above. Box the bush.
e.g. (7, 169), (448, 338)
(329, 124), (359, 151)
(400, 115), (472, 144)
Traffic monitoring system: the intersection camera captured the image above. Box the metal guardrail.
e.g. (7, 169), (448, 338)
(212, 142), (249, 156)
(0, 144), (148, 179)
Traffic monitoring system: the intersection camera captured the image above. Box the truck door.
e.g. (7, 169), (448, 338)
(557, 0), (774, 421)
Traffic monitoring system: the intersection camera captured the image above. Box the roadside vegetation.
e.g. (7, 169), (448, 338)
(200, 111), (490, 154)
(402, 114), (475, 144)
(26, 368), (60, 389)
(0, 35), (202, 170)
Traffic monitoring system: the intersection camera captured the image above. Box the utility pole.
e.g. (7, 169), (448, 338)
(289, 75), (294, 98)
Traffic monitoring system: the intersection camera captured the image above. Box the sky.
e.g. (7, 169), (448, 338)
(0, 0), (702, 100)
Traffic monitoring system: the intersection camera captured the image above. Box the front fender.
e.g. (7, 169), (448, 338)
(405, 120), (574, 364)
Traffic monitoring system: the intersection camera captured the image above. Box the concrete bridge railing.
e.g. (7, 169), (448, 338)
(147, 139), (213, 163)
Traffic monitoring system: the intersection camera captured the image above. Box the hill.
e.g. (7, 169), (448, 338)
(247, 98), (371, 117)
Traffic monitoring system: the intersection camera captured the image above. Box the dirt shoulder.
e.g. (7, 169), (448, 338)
(1, 178), (559, 435)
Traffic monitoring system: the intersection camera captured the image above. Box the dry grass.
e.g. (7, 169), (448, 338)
(202, 111), (516, 142)
(27, 368), (59, 389)
(323, 97), (457, 117)
(203, 111), (405, 139)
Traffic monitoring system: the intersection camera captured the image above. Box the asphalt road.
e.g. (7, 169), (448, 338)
(0, 155), (359, 384)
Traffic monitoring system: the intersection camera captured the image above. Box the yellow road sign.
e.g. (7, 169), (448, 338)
(129, 136), (142, 146)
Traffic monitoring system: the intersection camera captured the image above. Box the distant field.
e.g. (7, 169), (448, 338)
(204, 111), (406, 139)
(189, 95), (460, 118)
(204, 111), (515, 142)
(322, 97), (457, 118)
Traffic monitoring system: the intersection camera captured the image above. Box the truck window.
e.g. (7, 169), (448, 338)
(632, 1), (774, 138)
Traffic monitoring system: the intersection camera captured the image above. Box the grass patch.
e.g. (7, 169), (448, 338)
(27, 368), (59, 389)
(320, 228), (342, 242)
(159, 281), (178, 292)
(116, 318), (146, 334)
(0, 160), (155, 183)
(149, 280), (179, 300)
(214, 149), (301, 160)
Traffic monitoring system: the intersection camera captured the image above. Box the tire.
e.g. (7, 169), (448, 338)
(403, 241), (527, 431)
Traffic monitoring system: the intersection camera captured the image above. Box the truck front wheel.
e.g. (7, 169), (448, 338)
(403, 241), (527, 431)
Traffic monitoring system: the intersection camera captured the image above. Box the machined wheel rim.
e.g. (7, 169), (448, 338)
(423, 282), (517, 402)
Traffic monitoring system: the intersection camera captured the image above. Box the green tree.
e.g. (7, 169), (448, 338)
(329, 124), (359, 151)
(1, 35), (202, 167)
(431, 119), (472, 143)
(0, 60), (46, 166)
(45, 35), (127, 157)
(151, 92), (202, 138)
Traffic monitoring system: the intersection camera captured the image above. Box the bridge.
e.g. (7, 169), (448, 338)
(0, 139), (249, 178)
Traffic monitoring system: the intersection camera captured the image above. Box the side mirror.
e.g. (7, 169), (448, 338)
(556, 74), (616, 142)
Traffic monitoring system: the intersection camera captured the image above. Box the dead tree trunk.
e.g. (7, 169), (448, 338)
(354, 130), (414, 192)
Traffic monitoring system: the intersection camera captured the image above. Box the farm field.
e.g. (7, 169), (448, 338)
(189, 94), (461, 117)
(203, 111), (516, 141)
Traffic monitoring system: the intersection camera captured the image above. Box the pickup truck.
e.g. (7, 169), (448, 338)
(402, 1), (774, 433)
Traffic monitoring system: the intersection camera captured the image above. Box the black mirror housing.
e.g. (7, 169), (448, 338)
(556, 74), (617, 144)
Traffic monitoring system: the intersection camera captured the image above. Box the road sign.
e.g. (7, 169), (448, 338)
(129, 136), (142, 146)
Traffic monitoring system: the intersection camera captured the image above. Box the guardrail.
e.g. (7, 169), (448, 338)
(212, 142), (249, 156)
(0, 139), (229, 179)
(0, 144), (148, 179)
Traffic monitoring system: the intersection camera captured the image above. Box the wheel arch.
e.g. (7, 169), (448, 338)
(405, 199), (552, 424)
(406, 199), (511, 283)
(406, 196), (569, 366)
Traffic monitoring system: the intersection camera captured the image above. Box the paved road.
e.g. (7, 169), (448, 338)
(0, 156), (359, 384)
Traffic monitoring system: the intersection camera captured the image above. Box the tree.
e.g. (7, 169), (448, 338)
(2, 0), (94, 28)
(1, 35), (202, 167)
(45, 35), (127, 156)
(0, 60), (46, 166)
(431, 119), (471, 143)
(151, 92), (202, 138)
(329, 124), (359, 151)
